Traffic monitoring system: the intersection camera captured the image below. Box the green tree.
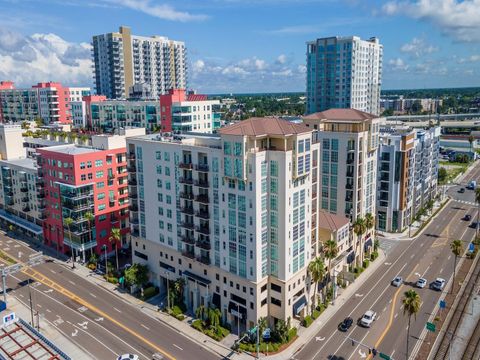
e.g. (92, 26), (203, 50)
(64, 217), (75, 269)
(208, 307), (221, 330)
(353, 217), (367, 265)
(365, 213), (375, 254)
(195, 304), (207, 321)
(402, 290), (421, 360)
(124, 263), (149, 287)
(21, 121), (30, 129)
(273, 318), (290, 344)
(450, 240), (463, 294)
(80, 134), (89, 144)
(323, 240), (338, 295)
(381, 109), (394, 117)
(257, 316), (268, 341)
(84, 211), (94, 258)
(308, 257), (326, 311)
(469, 134), (475, 153)
(34, 117), (44, 127)
(438, 167), (448, 184)
(109, 227), (121, 271)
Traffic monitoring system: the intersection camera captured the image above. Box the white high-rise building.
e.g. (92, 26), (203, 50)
(306, 36), (383, 116)
(127, 117), (320, 329)
(92, 26), (187, 100)
(303, 109), (384, 265)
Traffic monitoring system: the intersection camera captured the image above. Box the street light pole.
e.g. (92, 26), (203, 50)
(103, 245), (108, 280)
(236, 303), (240, 337)
(165, 271), (170, 310)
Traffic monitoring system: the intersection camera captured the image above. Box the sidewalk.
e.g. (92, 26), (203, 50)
(267, 250), (387, 360)
(4, 296), (90, 359)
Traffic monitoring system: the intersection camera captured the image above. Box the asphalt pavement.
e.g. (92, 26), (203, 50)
(292, 163), (480, 360)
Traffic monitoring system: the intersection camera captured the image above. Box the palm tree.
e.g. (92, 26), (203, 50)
(195, 304), (207, 321)
(353, 217), (366, 266)
(109, 227), (121, 271)
(84, 211), (94, 259)
(258, 316), (268, 340)
(450, 240), (463, 294)
(402, 289), (421, 360)
(323, 240), (338, 296)
(365, 213), (375, 255)
(208, 307), (221, 330)
(468, 134), (474, 153)
(308, 257), (326, 311)
(64, 217), (75, 269)
(475, 188), (480, 238)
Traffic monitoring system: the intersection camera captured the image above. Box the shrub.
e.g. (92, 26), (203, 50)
(363, 259), (370, 268)
(371, 251), (379, 261)
(312, 309), (320, 320)
(302, 315), (313, 328)
(192, 319), (203, 331)
(141, 286), (159, 300)
(317, 303), (326, 313)
(288, 327), (297, 341)
(87, 263), (96, 270)
(106, 276), (118, 284)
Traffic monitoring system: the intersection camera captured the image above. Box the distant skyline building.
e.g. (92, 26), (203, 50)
(306, 36), (383, 116)
(92, 26), (187, 100)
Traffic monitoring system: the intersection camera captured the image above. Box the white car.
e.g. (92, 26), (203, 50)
(360, 310), (377, 327)
(431, 278), (446, 291)
(117, 355), (139, 360)
(416, 278), (427, 288)
(391, 276), (403, 287)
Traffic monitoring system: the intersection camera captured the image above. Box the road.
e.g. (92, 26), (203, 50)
(293, 163), (480, 360)
(0, 236), (220, 360)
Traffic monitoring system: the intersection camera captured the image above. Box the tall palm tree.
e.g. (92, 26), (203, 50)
(109, 227), (121, 271)
(84, 211), (94, 259)
(308, 257), (326, 311)
(468, 134), (474, 153)
(475, 188), (480, 239)
(353, 217), (366, 266)
(64, 217), (75, 269)
(323, 240), (338, 296)
(402, 289), (421, 360)
(450, 240), (463, 294)
(365, 213), (375, 254)
(258, 316), (268, 339)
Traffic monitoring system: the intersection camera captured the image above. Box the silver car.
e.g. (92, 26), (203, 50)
(391, 276), (403, 287)
(416, 278), (427, 288)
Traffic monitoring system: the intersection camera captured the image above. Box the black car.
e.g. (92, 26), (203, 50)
(338, 317), (354, 332)
(459, 188), (465, 193)
(464, 214), (472, 221)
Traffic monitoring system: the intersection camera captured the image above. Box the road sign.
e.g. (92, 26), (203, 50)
(379, 353), (391, 360)
(248, 326), (257, 335)
(2, 312), (15, 326)
(440, 300), (446, 309)
(426, 322), (436, 332)
(262, 328), (271, 339)
(119, 276), (125, 284)
(469, 243), (475, 253)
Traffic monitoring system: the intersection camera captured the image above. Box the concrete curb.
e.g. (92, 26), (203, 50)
(267, 250), (387, 360)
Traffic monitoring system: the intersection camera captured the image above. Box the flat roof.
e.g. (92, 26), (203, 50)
(40, 144), (99, 155)
(0, 157), (37, 170)
(24, 137), (65, 146)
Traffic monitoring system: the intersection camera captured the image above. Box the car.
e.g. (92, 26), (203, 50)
(391, 276), (403, 287)
(469, 221), (479, 229)
(416, 278), (427, 288)
(430, 278), (446, 291)
(463, 214), (472, 221)
(459, 188), (465, 193)
(117, 355), (139, 360)
(360, 310), (376, 327)
(338, 317), (354, 332)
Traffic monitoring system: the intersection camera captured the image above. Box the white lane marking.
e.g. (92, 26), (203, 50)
(411, 254), (415, 259)
(388, 299), (392, 304)
(315, 336), (325, 341)
(394, 313), (398, 319)
(420, 243), (424, 247)
(89, 292), (97, 298)
(113, 307), (121, 313)
(37, 304), (42, 308)
(391, 350), (396, 357)
(355, 293), (364, 297)
(140, 324), (150, 330)
(19, 294), (24, 298)
(46, 309), (52, 313)
(49, 269), (56, 274)
(68, 280), (75, 285)
(447, 255), (452, 260)
(77, 306), (88, 313)
(95, 317), (104, 322)
(44, 289), (53, 294)
(358, 349), (367, 358)
(383, 306), (387, 312)
(440, 268), (444, 273)
(72, 329), (78, 337)
(173, 344), (183, 351)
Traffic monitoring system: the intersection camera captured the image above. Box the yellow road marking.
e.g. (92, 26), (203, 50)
(3, 250), (176, 360)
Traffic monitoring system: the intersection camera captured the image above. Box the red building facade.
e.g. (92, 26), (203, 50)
(37, 145), (129, 260)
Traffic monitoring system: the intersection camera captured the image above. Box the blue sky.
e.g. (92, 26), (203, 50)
(0, 0), (479, 93)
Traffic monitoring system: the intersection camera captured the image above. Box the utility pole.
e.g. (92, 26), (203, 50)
(165, 271), (170, 310)
(256, 324), (259, 359)
(28, 280), (34, 327)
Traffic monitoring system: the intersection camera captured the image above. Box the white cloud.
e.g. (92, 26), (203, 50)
(106, 0), (208, 22)
(0, 27), (92, 87)
(382, 0), (480, 42)
(400, 37), (438, 57)
(276, 54), (287, 64)
(458, 55), (480, 63)
(267, 24), (321, 35)
(388, 58), (409, 71)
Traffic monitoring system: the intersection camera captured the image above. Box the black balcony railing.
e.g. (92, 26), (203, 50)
(128, 179), (137, 186)
(181, 221), (195, 229)
(180, 235), (195, 244)
(182, 250), (195, 259)
(179, 177), (193, 184)
(194, 180), (209, 188)
(180, 192), (194, 200)
(195, 164), (209, 172)
(195, 225), (210, 235)
(179, 162), (193, 170)
(21, 197), (29, 203)
(195, 194), (209, 203)
(196, 240), (211, 250)
(22, 206), (30, 212)
(20, 187), (28, 193)
(180, 206), (194, 215)
(129, 204), (138, 211)
(196, 255), (210, 265)
(195, 210), (209, 219)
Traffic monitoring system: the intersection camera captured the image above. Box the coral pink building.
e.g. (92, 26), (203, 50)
(37, 144), (129, 260)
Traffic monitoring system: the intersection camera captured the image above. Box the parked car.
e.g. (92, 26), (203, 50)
(360, 310), (377, 327)
(338, 317), (354, 332)
(430, 278), (446, 291)
(416, 278), (427, 288)
(469, 222), (479, 229)
(458, 188), (465, 193)
(391, 276), (403, 287)
(463, 214), (472, 221)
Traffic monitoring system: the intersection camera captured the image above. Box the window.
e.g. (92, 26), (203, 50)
(95, 160), (103, 167)
(234, 142), (242, 156)
(270, 161), (278, 177)
(96, 171), (104, 178)
(81, 174), (86, 181)
(164, 152), (170, 161)
(97, 193), (105, 200)
(270, 178), (278, 194)
(155, 151), (161, 160)
(80, 162), (85, 169)
(223, 142), (232, 155)
(87, 161), (92, 168)
(98, 204), (106, 211)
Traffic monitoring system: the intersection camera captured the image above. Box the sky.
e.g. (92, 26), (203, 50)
(0, 0), (479, 94)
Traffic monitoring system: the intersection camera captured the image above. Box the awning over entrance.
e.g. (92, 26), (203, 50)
(293, 295), (307, 315)
(183, 270), (211, 287)
(228, 301), (246, 319)
(347, 251), (356, 264)
(0, 210), (42, 235)
(364, 238), (373, 251)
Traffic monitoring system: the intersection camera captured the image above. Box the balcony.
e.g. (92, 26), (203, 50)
(196, 255), (211, 265)
(182, 250), (195, 259)
(179, 177), (193, 185)
(179, 206), (194, 215)
(179, 162), (193, 170)
(128, 165), (136, 172)
(180, 235), (195, 244)
(22, 205), (30, 212)
(21, 197), (29, 203)
(129, 193), (137, 199)
(20, 186), (28, 193)
(128, 152), (136, 160)
(180, 192), (194, 200)
(194, 180), (209, 188)
(129, 204), (138, 212)
(196, 240), (211, 250)
(195, 194), (209, 203)
(346, 171), (354, 177)
(131, 229), (139, 237)
(128, 179), (137, 186)
(195, 164), (209, 172)
(195, 225), (210, 235)
(129, 217), (139, 225)
(4, 191), (13, 197)
(62, 190), (93, 200)
(195, 210), (209, 219)
(180, 221), (195, 230)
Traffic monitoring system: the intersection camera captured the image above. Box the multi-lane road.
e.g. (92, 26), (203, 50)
(293, 163), (480, 360)
(0, 237), (221, 360)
